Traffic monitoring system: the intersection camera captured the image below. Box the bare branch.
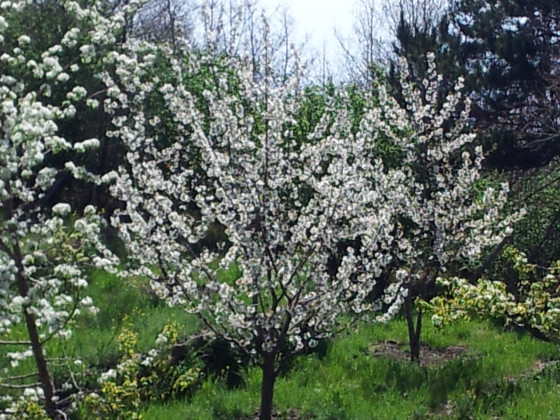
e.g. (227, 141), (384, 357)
(0, 382), (42, 389)
(0, 340), (32, 345)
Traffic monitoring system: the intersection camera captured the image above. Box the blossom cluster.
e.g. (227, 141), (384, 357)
(377, 53), (522, 289)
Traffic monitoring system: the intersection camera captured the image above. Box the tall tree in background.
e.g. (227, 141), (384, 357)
(154, 0), (304, 83)
(393, 0), (560, 169)
(338, 0), (447, 87)
(131, 0), (197, 50)
(337, 0), (385, 87)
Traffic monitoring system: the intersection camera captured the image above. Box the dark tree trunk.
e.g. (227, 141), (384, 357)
(22, 306), (57, 418)
(405, 291), (423, 363)
(5, 193), (56, 417)
(14, 248), (57, 418)
(259, 353), (277, 420)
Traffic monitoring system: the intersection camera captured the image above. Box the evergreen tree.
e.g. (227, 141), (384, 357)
(392, 0), (560, 169)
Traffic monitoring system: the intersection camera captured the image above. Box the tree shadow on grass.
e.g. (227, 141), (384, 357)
(367, 341), (522, 417)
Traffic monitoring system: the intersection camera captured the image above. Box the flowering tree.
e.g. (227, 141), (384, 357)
(380, 54), (522, 361)
(0, 1), (122, 417)
(110, 42), (408, 417)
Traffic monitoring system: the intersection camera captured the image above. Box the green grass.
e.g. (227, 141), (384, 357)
(3, 269), (560, 419)
(139, 318), (559, 420)
(53, 269), (201, 369)
(0, 269), (200, 402)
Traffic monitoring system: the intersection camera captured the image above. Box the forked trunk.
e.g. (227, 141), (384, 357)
(259, 353), (277, 420)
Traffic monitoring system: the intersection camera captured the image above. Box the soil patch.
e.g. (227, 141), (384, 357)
(244, 409), (302, 420)
(370, 340), (468, 367)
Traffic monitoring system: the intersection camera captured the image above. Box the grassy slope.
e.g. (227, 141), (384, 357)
(3, 270), (559, 419)
(142, 317), (560, 420)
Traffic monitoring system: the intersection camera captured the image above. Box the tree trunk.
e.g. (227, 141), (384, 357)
(405, 291), (423, 363)
(14, 244), (57, 418)
(22, 307), (57, 418)
(259, 353), (277, 420)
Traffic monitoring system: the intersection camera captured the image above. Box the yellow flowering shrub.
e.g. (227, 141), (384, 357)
(429, 246), (560, 342)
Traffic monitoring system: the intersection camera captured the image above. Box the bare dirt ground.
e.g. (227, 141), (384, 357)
(370, 340), (468, 367)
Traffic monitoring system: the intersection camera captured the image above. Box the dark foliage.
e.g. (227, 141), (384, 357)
(391, 0), (560, 170)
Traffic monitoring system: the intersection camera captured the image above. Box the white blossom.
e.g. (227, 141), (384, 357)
(98, 369), (117, 383)
(52, 203), (71, 216)
(73, 138), (100, 152)
(17, 35), (30, 46)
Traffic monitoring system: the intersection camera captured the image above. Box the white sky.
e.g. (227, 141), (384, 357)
(259, 0), (356, 65)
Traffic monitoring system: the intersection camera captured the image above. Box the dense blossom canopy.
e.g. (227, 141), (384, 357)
(111, 48), (408, 356)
